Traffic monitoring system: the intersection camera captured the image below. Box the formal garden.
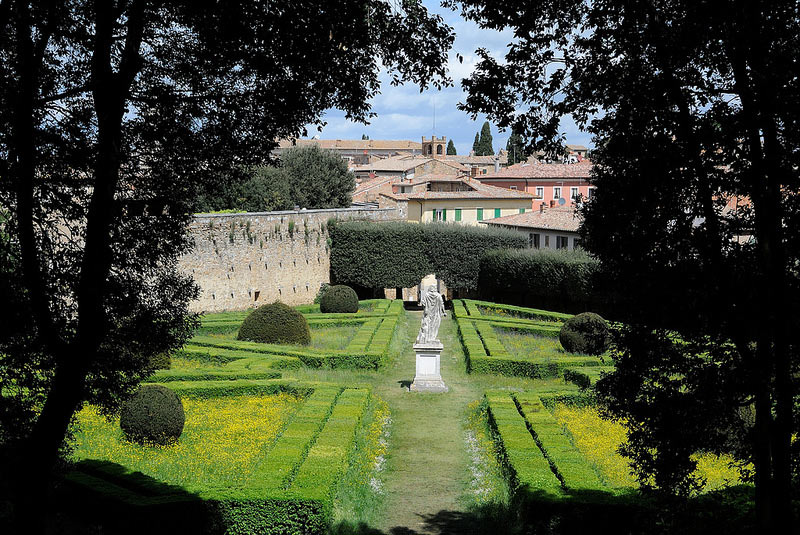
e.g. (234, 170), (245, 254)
(59, 294), (754, 534)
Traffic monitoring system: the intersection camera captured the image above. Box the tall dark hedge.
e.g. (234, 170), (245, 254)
(478, 248), (601, 313)
(329, 221), (526, 291)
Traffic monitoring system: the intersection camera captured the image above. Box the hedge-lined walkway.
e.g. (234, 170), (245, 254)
(372, 311), (485, 534)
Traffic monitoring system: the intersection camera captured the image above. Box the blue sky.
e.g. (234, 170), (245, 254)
(305, 1), (592, 156)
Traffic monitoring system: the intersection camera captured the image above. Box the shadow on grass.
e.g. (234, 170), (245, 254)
(332, 485), (757, 535)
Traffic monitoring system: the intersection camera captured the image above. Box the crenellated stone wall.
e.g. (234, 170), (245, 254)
(180, 207), (399, 312)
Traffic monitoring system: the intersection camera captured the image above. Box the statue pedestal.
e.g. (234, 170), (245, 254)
(410, 341), (448, 393)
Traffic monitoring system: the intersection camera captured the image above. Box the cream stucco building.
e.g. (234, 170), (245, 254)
(378, 175), (534, 226)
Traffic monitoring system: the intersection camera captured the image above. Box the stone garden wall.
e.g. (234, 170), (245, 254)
(180, 207), (399, 312)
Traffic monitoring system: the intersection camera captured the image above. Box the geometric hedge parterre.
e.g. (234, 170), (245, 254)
(63, 299), (400, 534)
(452, 299), (614, 386)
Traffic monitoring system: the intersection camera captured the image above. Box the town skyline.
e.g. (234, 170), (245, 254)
(303, 0), (593, 156)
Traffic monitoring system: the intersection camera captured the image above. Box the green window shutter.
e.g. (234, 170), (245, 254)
(455, 208), (462, 221)
(519, 207), (526, 214)
(477, 208), (483, 221)
(494, 208), (501, 218)
(442, 209), (447, 221)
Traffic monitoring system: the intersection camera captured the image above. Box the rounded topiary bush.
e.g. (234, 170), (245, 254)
(120, 384), (185, 445)
(319, 284), (359, 313)
(559, 312), (610, 355)
(237, 301), (311, 345)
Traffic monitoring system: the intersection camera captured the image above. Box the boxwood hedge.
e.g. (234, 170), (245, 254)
(329, 220), (526, 291)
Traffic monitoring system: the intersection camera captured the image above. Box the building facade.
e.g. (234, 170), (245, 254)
(378, 175), (534, 226)
(479, 160), (594, 208)
(480, 206), (582, 250)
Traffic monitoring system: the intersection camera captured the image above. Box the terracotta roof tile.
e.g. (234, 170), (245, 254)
(278, 138), (422, 150)
(482, 206), (582, 232)
(483, 161), (592, 179)
(382, 177), (533, 201)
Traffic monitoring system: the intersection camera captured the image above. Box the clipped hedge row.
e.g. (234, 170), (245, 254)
(471, 353), (602, 379)
(478, 249), (601, 313)
(469, 300), (572, 322)
(329, 220), (526, 291)
(189, 336), (382, 369)
(291, 389), (370, 501)
(150, 379), (309, 399)
(514, 393), (606, 491)
(68, 384), (371, 534)
(563, 366), (615, 390)
(485, 391), (563, 496)
(489, 321), (561, 339)
(344, 318), (382, 353)
(149, 370), (281, 383)
(473, 321), (510, 358)
(177, 343), (302, 369)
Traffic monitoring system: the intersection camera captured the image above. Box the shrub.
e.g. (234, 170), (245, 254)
(313, 283), (330, 304)
(120, 384), (185, 445)
(559, 312), (610, 355)
(319, 284), (359, 313)
(237, 301), (311, 345)
(329, 220), (526, 291)
(478, 248), (601, 313)
(149, 352), (171, 370)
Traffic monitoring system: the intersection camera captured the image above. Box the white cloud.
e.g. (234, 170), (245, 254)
(304, 1), (592, 152)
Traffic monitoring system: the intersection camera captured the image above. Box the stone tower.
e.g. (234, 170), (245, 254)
(421, 136), (446, 159)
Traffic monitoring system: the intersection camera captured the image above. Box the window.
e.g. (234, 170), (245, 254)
(535, 186), (544, 198)
(556, 236), (569, 249)
(433, 209), (446, 221)
(587, 187), (595, 199)
(510, 185), (518, 190)
(455, 208), (462, 222)
(477, 208), (484, 221)
(519, 207), (526, 214)
(571, 187), (579, 200)
(530, 233), (540, 249)
(437, 144), (443, 154)
(553, 187), (562, 200)
(494, 208), (501, 218)
(544, 235), (550, 248)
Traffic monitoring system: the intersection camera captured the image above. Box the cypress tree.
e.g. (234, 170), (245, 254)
(446, 139), (457, 155)
(506, 131), (526, 165)
(478, 121), (494, 155)
(472, 132), (480, 154)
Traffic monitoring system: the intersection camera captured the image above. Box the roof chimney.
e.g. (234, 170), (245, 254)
(494, 157), (500, 173)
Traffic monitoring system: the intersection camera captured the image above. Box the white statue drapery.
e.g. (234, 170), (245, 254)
(416, 285), (446, 344)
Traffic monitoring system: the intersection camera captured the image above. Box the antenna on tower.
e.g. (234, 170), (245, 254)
(432, 94), (436, 136)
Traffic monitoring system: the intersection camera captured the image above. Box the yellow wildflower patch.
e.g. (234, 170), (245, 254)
(553, 405), (748, 492)
(72, 392), (301, 491)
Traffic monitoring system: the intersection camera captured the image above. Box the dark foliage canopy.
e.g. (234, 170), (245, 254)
(120, 385), (185, 446)
(0, 0), (453, 520)
(446, 139), (457, 155)
(238, 302), (311, 346)
(330, 220), (526, 291)
(558, 312), (610, 355)
(449, 0), (799, 526)
(474, 121), (494, 156)
(194, 145), (357, 213)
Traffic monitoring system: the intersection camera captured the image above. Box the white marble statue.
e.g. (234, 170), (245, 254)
(416, 285), (446, 344)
